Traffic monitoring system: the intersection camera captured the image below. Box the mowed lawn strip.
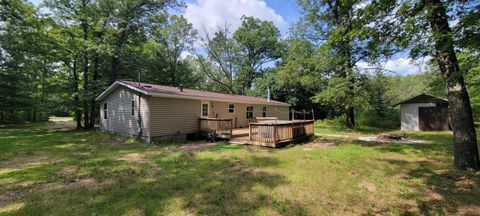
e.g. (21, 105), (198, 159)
(0, 121), (479, 215)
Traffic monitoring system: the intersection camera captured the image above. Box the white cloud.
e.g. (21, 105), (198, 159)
(356, 56), (432, 75)
(184, 0), (287, 36)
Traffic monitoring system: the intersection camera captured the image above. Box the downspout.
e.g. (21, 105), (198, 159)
(137, 93), (142, 137)
(137, 74), (143, 138)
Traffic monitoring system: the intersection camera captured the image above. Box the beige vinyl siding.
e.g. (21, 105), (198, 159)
(210, 101), (290, 128)
(149, 97), (201, 137)
(99, 86), (150, 137)
(98, 85), (290, 137)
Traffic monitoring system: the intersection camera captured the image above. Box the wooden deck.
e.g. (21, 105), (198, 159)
(247, 120), (314, 147)
(199, 118), (233, 139)
(200, 118), (314, 147)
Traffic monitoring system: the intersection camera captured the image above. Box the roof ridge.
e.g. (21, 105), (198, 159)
(393, 93), (448, 106)
(119, 80), (285, 103)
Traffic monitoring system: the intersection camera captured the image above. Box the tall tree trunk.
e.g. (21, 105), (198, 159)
(33, 108), (37, 122)
(73, 57), (82, 129)
(89, 54), (99, 128)
(27, 109), (32, 122)
(340, 54), (356, 129)
(330, 0), (356, 128)
(0, 110), (4, 123)
(345, 68), (356, 129)
(425, 0), (479, 170)
(346, 106), (355, 128)
(82, 18), (90, 129)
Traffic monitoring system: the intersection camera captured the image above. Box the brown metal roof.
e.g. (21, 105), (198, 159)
(99, 80), (290, 106)
(393, 93), (448, 106)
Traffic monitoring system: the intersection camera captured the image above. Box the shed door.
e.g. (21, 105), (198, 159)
(418, 107), (449, 131)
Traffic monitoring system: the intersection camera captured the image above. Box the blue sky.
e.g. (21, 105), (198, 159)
(29, 0), (424, 75)
(263, 0), (301, 30)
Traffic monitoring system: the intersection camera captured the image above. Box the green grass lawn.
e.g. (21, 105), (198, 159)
(0, 121), (479, 215)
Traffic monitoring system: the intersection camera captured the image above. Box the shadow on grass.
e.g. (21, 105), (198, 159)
(207, 144), (244, 151)
(1, 124), (304, 216)
(407, 164), (480, 215)
(372, 157), (480, 215)
(6, 151), (303, 215)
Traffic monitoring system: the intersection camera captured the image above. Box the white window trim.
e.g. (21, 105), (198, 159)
(246, 105), (254, 119)
(131, 100), (135, 116)
(228, 104), (235, 114)
(201, 102), (210, 117)
(103, 103), (108, 119)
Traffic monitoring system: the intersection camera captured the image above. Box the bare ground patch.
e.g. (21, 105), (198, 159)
(300, 137), (340, 148)
(0, 155), (61, 170)
(177, 141), (220, 151)
(49, 120), (76, 129)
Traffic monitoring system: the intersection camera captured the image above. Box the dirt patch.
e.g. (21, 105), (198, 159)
(359, 181), (377, 192)
(30, 178), (100, 194)
(49, 120), (76, 129)
(301, 138), (339, 148)
(122, 208), (144, 216)
(0, 202), (25, 214)
(117, 153), (152, 164)
(316, 133), (356, 139)
(426, 191), (445, 201)
(317, 133), (427, 144)
(58, 166), (77, 177)
(0, 155), (60, 169)
(177, 141), (219, 151)
(454, 175), (478, 192)
(357, 136), (427, 144)
(457, 204), (480, 216)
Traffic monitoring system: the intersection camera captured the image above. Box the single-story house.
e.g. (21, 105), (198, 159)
(394, 93), (449, 131)
(95, 80), (290, 141)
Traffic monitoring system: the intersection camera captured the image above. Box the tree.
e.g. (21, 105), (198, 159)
(106, 0), (182, 84)
(269, 39), (327, 117)
(425, 0), (479, 170)
(297, 0), (383, 128)
(380, 0), (480, 170)
(45, 0), (98, 128)
(151, 14), (197, 86)
(0, 0), (58, 123)
(233, 16), (282, 94)
(196, 24), (237, 94)
(366, 70), (392, 118)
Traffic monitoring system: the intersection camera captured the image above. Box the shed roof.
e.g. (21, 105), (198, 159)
(393, 93), (448, 106)
(96, 80), (290, 107)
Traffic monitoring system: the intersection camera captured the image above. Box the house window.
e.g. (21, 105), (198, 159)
(103, 103), (108, 119)
(246, 106), (254, 119)
(201, 103), (209, 117)
(228, 104), (235, 113)
(262, 107), (267, 117)
(131, 100), (135, 116)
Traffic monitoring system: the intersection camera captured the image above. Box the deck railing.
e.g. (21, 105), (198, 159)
(249, 120), (314, 145)
(199, 118), (233, 138)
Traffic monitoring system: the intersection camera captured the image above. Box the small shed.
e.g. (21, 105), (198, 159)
(394, 93), (449, 131)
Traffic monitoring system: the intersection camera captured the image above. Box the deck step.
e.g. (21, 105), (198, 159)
(228, 138), (250, 145)
(231, 133), (248, 138)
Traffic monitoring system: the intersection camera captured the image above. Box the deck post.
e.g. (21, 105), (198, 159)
(273, 124), (277, 145)
(230, 119), (233, 139)
(249, 124), (252, 141)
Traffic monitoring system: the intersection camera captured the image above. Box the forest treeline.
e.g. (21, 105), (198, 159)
(1, 1), (479, 168)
